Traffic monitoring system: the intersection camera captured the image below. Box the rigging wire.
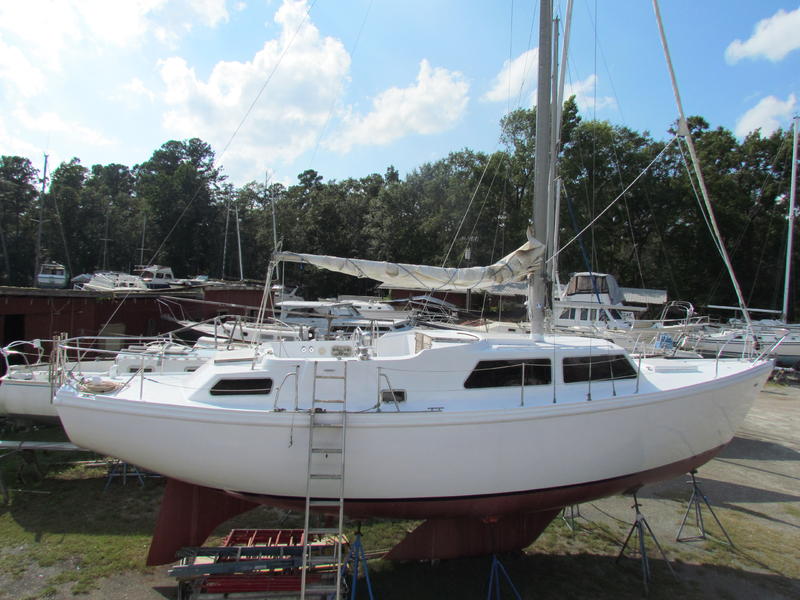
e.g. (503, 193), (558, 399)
(652, 0), (754, 330)
(550, 136), (678, 265)
(305, 0), (374, 170)
(96, 2), (320, 336)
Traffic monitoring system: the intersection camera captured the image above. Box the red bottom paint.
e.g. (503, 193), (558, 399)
(146, 445), (724, 565)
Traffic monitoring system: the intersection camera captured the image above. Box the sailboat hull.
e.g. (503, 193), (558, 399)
(55, 358), (771, 514)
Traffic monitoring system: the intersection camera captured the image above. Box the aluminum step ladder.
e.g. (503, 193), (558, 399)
(300, 359), (347, 599)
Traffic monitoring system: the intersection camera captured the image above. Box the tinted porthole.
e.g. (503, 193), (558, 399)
(464, 359), (551, 388)
(210, 378), (273, 395)
(563, 354), (636, 383)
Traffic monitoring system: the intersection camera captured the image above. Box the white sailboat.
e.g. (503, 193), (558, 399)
(53, 0), (773, 568)
(0, 336), (256, 423)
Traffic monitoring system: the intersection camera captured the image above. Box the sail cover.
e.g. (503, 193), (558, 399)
(274, 234), (544, 292)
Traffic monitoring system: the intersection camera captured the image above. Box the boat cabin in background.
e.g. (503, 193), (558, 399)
(553, 272), (666, 330)
(133, 265), (176, 289)
(35, 262), (69, 290)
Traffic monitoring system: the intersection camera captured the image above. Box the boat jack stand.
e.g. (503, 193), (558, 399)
(561, 504), (582, 531)
(616, 492), (677, 595)
(486, 554), (521, 600)
(676, 469), (733, 546)
(343, 526), (374, 600)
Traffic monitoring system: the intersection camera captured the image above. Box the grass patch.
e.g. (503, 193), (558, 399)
(2, 420), (798, 598)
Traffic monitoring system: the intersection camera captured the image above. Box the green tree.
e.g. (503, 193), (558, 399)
(0, 156), (40, 284)
(47, 158), (89, 277)
(134, 139), (224, 276)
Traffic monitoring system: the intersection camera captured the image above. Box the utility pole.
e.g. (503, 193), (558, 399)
(34, 153), (49, 285)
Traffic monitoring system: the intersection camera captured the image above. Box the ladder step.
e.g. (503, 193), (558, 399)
(308, 499), (342, 507)
(315, 374), (346, 380)
(314, 399), (345, 403)
(309, 473), (342, 480)
(312, 421), (344, 427)
(307, 555), (342, 566)
(306, 584), (341, 593)
(311, 447), (343, 454)
(308, 527), (341, 535)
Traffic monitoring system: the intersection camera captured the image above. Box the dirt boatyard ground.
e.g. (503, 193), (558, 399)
(0, 382), (798, 600)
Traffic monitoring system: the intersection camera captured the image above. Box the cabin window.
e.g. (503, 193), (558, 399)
(210, 378), (273, 395)
(563, 354), (637, 383)
(567, 275), (610, 295)
(381, 390), (406, 403)
(580, 309), (589, 321)
(464, 359), (551, 388)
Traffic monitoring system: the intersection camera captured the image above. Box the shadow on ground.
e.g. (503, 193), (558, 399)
(359, 550), (800, 600)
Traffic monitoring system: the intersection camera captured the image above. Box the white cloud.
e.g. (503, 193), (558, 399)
(188, 0), (230, 27)
(734, 94), (797, 137)
(13, 107), (115, 147)
(115, 78), (158, 107)
(158, 0), (351, 176)
(0, 0), (228, 72)
(564, 74), (615, 112)
(329, 60), (469, 153)
(483, 48), (538, 104)
(725, 7), (800, 64)
(0, 117), (43, 160)
(481, 50), (613, 115)
(0, 38), (46, 97)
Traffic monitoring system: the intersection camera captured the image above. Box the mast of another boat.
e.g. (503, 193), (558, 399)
(235, 203), (244, 281)
(652, 0), (754, 332)
(781, 115), (798, 323)
(33, 153), (48, 284)
(530, 0), (554, 340)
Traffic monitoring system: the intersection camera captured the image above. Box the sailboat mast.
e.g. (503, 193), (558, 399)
(235, 204), (244, 281)
(550, 0), (574, 293)
(33, 153), (48, 284)
(782, 115), (798, 322)
(530, 0), (554, 340)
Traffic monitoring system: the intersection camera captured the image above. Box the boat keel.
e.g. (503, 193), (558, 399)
(384, 510), (561, 561)
(146, 478), (259, 566)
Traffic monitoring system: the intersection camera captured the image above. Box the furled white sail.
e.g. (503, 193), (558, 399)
(274, 233), (544, 292)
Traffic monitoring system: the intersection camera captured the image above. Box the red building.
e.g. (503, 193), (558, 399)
(0, 285), (266, 346)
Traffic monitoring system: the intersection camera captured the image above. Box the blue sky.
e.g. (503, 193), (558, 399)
(1, 1), (798, 189)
